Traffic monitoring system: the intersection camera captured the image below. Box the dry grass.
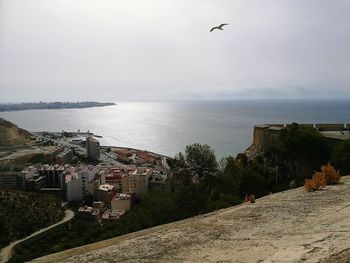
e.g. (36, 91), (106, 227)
(305, 164), (340, 192)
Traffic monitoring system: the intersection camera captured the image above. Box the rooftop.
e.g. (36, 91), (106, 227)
(102, 210), (125, 220)
(113, 193), (131, 201)
(98, 184), (116, 192)
(130, 167), (151, 176)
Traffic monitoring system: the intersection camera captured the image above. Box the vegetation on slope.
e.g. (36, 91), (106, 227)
(0, 118), (32, 146)
(0, 189), (64, 249)
(10, 144), (278, 262)
(304, 164), (341, 192)
(331, 139), (350, 175)
(9, 123), (350, 262)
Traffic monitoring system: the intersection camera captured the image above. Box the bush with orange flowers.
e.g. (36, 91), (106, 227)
(304, 163), (340, 192)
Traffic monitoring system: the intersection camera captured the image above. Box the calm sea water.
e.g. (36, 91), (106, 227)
(1, 100), (349, 159)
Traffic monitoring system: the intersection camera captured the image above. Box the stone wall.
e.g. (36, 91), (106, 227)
(316, 124), (345, 131)
(252, 125), (280, 152)
(247, 123), (348, 158)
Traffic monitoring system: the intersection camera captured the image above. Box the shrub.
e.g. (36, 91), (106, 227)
(304, 179), (315, 192)
(320, 163), (341, 185)
(242, 194), (255, 203)
(304, 163), (340, 192)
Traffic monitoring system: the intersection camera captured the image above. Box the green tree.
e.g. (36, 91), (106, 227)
(331, 139), (350, 175)
(217, 156), (242, 195)
(184, 143), (218, 181)
(207, 157), (242, 211)
(239, 161), (275, 198)
(278, 123), (330, 182)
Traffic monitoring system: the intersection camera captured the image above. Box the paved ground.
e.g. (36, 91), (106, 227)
(0, 210), (74, 263)
(34, 177), (350, 263)
(321, 131), (350, 140)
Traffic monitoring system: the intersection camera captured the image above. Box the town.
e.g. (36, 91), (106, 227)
(0, 131), (171, 223)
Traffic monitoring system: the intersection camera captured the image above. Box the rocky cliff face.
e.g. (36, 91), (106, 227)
(35, 176), (350, 263)
(0, 118), (31, 146)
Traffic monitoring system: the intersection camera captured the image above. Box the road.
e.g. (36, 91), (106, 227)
(0, 210), (74, 263)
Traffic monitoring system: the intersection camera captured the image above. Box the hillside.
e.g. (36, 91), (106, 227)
(0, 118), (31, 146)
(0, 189), (65, 249)
(34, 176), (350, 263)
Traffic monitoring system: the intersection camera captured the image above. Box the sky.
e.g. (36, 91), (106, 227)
(0, 0), (349, 102)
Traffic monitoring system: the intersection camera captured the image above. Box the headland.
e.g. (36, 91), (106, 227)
(0, 102), (116, 112)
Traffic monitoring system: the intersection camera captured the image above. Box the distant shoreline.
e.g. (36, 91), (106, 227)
(0, 102), (116, 112)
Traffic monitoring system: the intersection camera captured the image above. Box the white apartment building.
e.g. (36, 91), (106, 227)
(65, 165), (100, 201)
(79, 165), (100, 197)
(65, 173), (83, 201)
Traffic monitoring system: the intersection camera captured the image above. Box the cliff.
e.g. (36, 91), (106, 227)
(34, 176), (350, 263)
(0, 118), (31, 147)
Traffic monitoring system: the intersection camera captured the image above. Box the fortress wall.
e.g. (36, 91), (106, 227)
(285, 123), (315, 128)
(316, 124), (345, 131)
(252, 126), (280, 152)
(250, 123), (348, 157)
(299, 124), (314, 128)
(266, 124), (285, 127)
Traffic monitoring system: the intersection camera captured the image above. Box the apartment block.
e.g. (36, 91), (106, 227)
(122, 168), (152, 198)
(87, 136), (100, 161)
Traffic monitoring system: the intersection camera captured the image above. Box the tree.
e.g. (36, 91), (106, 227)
(217, 156), (242, 195)
(170, 152), (186, 169)
(239, 162), (275, 198)
(184, 143), (218, 181)
(207, 156), (242, 211)
(278, 123), (330, 182)
(331, 139), (350, 175)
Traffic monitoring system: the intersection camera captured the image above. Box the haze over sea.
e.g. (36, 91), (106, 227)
(1, 100), (349, 159)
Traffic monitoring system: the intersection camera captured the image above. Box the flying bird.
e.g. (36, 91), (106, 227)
(210, 23), (229, 32)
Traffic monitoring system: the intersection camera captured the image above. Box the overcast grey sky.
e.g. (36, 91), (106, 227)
(0, 0), (349, 102)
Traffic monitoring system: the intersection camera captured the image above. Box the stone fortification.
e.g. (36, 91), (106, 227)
(246, 123), (350, 158)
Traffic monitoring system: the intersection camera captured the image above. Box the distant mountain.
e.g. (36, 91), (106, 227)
(0, 102), (116, 112)
(0, 118), (32, 146)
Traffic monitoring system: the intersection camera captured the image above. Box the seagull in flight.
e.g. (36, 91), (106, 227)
(210, 23), (229, 32)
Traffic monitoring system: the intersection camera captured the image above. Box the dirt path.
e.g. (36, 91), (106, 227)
(35, 177), (350, 263)
(0, 210), (74, 263)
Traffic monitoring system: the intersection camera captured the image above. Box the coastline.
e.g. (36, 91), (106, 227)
(0, 102), (116, 113)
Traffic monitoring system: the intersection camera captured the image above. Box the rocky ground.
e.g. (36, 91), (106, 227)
(35, 176), (350, 263)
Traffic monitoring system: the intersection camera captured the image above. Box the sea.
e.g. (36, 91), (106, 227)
(0, 100), (349, 159)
